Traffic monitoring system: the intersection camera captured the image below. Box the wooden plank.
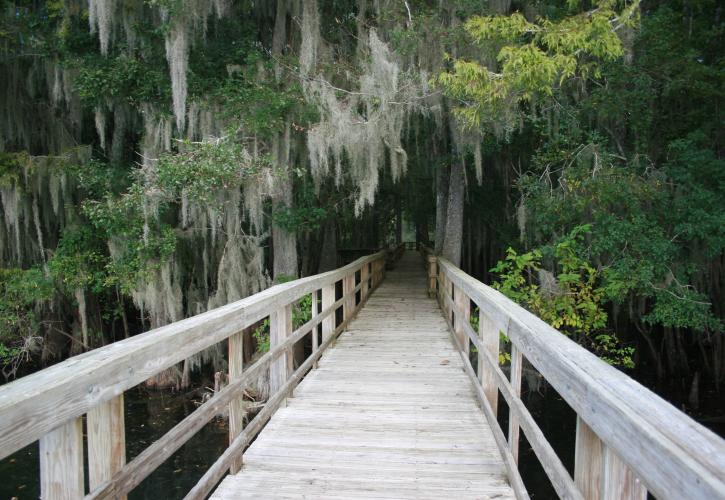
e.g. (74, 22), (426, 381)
(509, 345), (523, 465)
(87, 395), (126, 497)
(211, 254), (516, 500)
(321, 283), (335, 342)
(453, 284), (470, 356)
(479, 310), (500, 416)
(0, 251), (386, 460)
(427, 255), (437, 298)
(87, 287), (360, 499)
(441, 265), (581, 499)
(188, 287), (374, 500)
(575, 417), (603, 500)
(228, 331), (244, 474)
(311, 290), (320, 368)
(343, 272), (355, 320)
(436, 257), (725, 500)
(575, 417), (647, 500)
(40, 418), (83, 500)
(270, 304), (293, 399)
(361, 263), (369, 301)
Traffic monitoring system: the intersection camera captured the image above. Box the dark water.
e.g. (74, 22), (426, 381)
(0, 386), (228, 500)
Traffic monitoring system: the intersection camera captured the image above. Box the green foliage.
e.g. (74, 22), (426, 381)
(273, 206), (327, 233)
(519, 134), (724, 336)
(490, 227), (634, 368)
(73, 54), (170, 106)
(0, 268), (53, 377)
(252, 318), (270, 353)
(436, 0), (638, 128)
(293, 294), (313, 329)
(48, 226), (109, 292)
(155, 140), (265, 205)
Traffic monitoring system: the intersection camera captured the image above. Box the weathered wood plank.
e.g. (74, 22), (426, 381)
(269, 304), (293, 399)
(575, 417), (647, 500)
(87, 394), (125, 497)
(509, 345), (523, 465)
(211, 253), (516, 500)
(40, 418), (84, 500)
(479, 309), (500, 416)
(86, 275), (370, 499)
(227, 331), (244, 474)
(437, 257), (725, 500)
(0, 252), (385, 460)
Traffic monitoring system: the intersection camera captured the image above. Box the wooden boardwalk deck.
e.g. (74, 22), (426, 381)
(211, 253), (514, 499)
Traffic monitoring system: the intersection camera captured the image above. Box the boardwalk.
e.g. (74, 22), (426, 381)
(211, 253), (515, 499)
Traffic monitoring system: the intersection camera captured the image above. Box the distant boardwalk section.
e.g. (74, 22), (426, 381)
(211, 253), (515, 499)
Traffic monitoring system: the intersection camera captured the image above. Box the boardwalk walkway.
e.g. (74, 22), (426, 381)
(211, 253), (514, 499)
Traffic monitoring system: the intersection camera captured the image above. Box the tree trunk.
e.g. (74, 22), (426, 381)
(272, 125), (298, 281)
(434, 163), (450, 254)
(441, 161), (465, 266)
(318, 217), (337, 272)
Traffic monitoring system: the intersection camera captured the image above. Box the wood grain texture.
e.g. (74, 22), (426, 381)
(437, 257), (725, 500)
(576, 417), (647, 500)
(40, 418), (83, 500)
(478, 309), (499, 416)
(210, 253), (516, 500)
(87, 394), (125, 496)
(228, 331), (244, 474)
(270, 304), (293, 399)
(0, 252), (385, 461)
(87, 268), (379, 499)
(509, 345), (523, 465)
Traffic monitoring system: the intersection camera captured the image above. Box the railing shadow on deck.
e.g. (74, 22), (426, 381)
(0, 250), (393, 500)
(420, 245), (725, 500)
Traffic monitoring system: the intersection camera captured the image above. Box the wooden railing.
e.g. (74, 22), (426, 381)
(421, 247), (725, 500)
(0, 250), (389, 500)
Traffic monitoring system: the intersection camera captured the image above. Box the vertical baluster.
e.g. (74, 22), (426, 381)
(454, 286), (470, 356)
(311, 290), (320, 368)
(88, 395), (126, 496)
(508, 344), (523, 464)
(344, 272), (355, 320)
(478, 310), (500, 416)
(427, 255), (437, 298)
(361, 262), (369, 301)
(40, 418), (84, 500)
(270, 304), (293, 404)
(321, 283), (335, 342)
(228, 330), (244, 473)
(575, 416), (646, 500)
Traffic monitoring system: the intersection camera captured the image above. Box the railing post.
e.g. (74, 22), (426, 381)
(344, 271), (355, 320)
(427, 255), (437, 298)
(228, 330), (244, 473)
(321, 283), (335, 342)
(361, 263), (369, 301)
(270, 304), (293, 404)
(508, 345), (523, 464)
(478, 310), (500, 416)
(40, 418), (84, 500)
(454, 285), (470, 356)
(311, 290), (320, 368)
(575, 416), (647, 500)
(88, 395), (126, 497)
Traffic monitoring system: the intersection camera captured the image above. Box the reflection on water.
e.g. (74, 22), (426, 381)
(0, 387), (228, 500)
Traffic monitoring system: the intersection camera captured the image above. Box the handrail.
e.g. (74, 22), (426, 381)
(422, 249), (725, 500)
(0, 250), (388, 499)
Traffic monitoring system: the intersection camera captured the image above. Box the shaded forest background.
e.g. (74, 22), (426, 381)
(0, 0), (723, 418)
